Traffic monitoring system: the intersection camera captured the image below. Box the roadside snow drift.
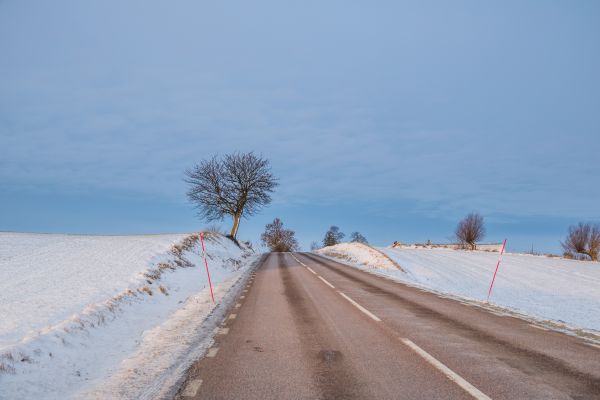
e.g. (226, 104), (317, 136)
(318, 242), (402, 271)
(0, 232), (257, 399)
(317, 243), (600, 334)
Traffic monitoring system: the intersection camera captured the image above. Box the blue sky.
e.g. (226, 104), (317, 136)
(1, 1), (599, 253)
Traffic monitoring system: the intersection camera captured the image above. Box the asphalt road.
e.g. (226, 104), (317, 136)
(177, 252), (600, 400)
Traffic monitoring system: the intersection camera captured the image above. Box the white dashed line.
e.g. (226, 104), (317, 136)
(290, 253), (307, 266)
(229, 314), (237, 319)
(182, 379), (203, 397)
(338, 292), (381, 322)
(400, 338), (492, 400)
(306, 267), (317, 275)
(217, 327), (229, 335)
(318, 276), (335, 289)
(235, 303), (241, 309)
(206, 347), (219, 357)
(240, 295), (245, 299)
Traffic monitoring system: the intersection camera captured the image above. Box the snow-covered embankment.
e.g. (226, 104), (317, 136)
(317, 243), (600, 335)
(0, 232), (258, 399)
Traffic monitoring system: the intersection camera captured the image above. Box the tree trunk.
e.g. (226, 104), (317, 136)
(230, 212), (241, 239)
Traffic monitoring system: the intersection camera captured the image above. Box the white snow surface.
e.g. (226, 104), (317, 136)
(317, 243), (600, 333)
(317, 242), (400, 270)
(0, 232), (257, 399)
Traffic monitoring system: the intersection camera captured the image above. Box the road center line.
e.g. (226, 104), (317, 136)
(400, 338), (492, 400)
(318, 276), (335, 289)
(306, 267), (317, 275)
(290, 253), (306, 266)
(338, 292), (381, 322)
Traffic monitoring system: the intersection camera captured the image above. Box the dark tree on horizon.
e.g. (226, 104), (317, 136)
(261, 218), (299, 252)
(350, 231), (368, 244)
(562, 222), (600, 261)
(323, 226), (345, 247)
(455, 213), (486, 250)
(185, 152), (278, 239)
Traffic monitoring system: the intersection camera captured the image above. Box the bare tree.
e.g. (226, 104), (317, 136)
(310, 241), (320, 251)
(323, 226), (345, 247)
(455, 213), (486, 250)
(350, 231), (368, 244)
(261, 218), (299, 252)
(185, 152), (278, 239)
(562, 222), (600, 261)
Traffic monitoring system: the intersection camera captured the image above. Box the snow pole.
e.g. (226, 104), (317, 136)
(486, 239), (507, 303)
(199, 232), (215, 304)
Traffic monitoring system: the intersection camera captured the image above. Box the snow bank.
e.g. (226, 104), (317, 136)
(317, 242), (401, 271)
(317, 243), (600, 334)
(0, 232), (257, 399)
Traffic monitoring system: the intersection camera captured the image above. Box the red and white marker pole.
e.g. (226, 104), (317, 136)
(486, 239), (507, 303)
(199, 232), (215, 304)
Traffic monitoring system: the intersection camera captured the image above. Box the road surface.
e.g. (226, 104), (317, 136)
(177, 252), (600, 399)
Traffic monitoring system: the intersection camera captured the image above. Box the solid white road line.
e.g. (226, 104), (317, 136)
(206, 347), (219, 357)
(585, 342), (600, 350)
(182, 379), (203, 397)
(306, 267), (317, 275)
(318, 276), (335, 289)
(401, 338), (492, 400)
(338, 292), (382, 322)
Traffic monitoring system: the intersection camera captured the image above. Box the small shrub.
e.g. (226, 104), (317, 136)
(562, 222), (600, 261)
(455, 213), (486, 250)
(139, 286), (153, 296)
(0, 362), (16, 374)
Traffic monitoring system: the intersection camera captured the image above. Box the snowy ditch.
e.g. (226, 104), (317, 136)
(0, 232), (259, 399)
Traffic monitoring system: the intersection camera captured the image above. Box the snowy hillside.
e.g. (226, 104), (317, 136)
(317, 242), (402, 271)
(317, 243), (600, 334)
(0, 232), (257, 399)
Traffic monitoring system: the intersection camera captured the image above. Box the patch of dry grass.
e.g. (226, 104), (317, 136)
(139, 286), (153, 296)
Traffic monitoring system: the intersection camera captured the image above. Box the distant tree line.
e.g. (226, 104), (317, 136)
(184, 152), (600, 262)
(452, 212), (599, 261)
(318, 226), (368, 248)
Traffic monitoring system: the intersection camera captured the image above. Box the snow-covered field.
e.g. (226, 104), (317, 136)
(0, 232), (257, 399)
(317, 243), (600, 334)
